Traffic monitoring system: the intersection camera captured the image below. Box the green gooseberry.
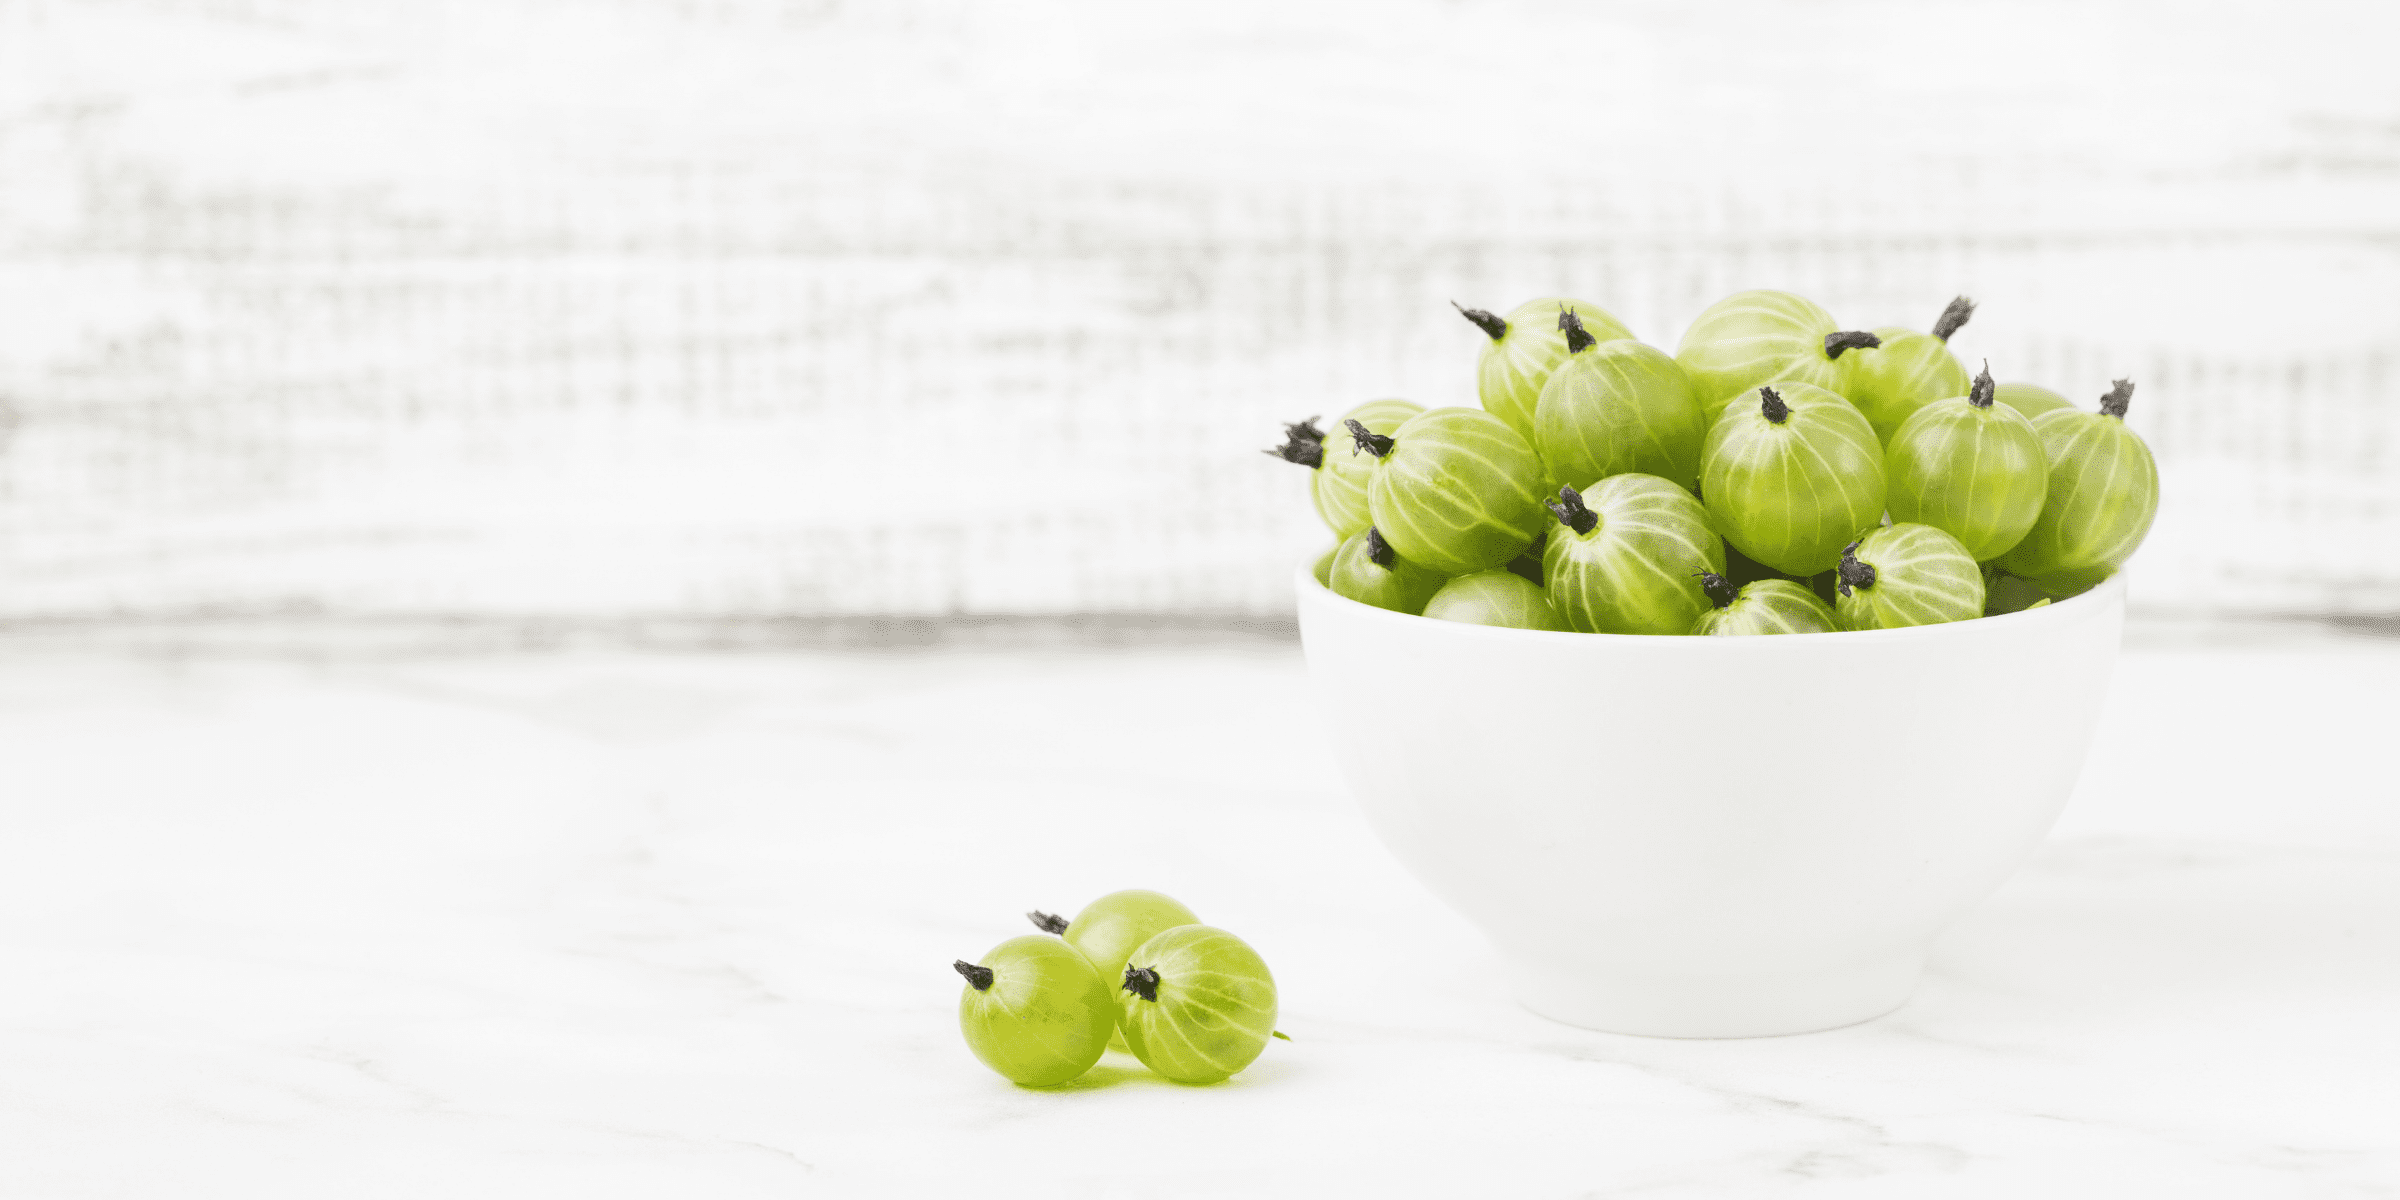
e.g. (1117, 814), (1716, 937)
(1981, 565), (2054, 616)
(1533, 313), (1708, 494)
(1884, 365), (2050, 561)
(1674, 289), (1883, 425)
(1266, 400), (1426, 540)
(1029, 888), (1202, 1053)
(1325, 527), (1448, 615)
(1833, 524), (1986, 629)
(1699, 383), (1887, 577)
(1456, 297), (1635, 445)
(1117, 925), (1279, 1086)
(1311, 544), (1336, 588)
(1349, 407), (1549, 575)
(1845, 296), (1975, 444)
(1689, 571), (1838, 635)
(1541, 475), (1724, 635)
(954, 935), (1116, 1087)
(1992, 381), (2073, 420)
(1422, 568), (1567, 631)
(1992, 379), (2160, 587)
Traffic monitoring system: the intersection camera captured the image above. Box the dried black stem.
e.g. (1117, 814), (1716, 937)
(1932, 296), (1976, 342)
(2100, 378), (2135, 419)
(1559, 308), (1596, 354)
(1835, 541), (1877, 598)
(1365, 527), (1398, 569)
(1759, 386), (1790, 425)
(1453, 301), (1508, 342)
(1823, 330), (1883, 360)
(1696, 570), (1740, 610)
(1345, 418), (1394, 459)
(1545, 486), (1599, 536)
(1122, 964), (1161, 1002)
(1263, 417), (1325, 468)
(954, 960), (995, 991)
(1026, 911), (1069, 935)
(1969, 363), (1995, 408)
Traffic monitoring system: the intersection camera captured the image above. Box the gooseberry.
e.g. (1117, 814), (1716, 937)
(1992, 381), (2073, 421)
(1844, 296), (1975, 444)
(1267, 400), (1426, 540)
(954, 935), (1116, 1087)
(1117, 925), (1279, 1086)
(1422, 568), (1567, 631)
(1350, 407), (1549, 575)
(1674, 289), (1882, 425)
(1533, 313), (1708, 494)
(1833, 524), (1986, 630)
(1992, 379), (2160, 588)
(1028, 889), (1201, 1053)
(1884, 365), (2049, 561)
(1457, 298), (1635, 444)
(1699, 383), (1887, 577)
(1325, 527), (1448, 615)
(1689, 571), (1838, 636)
(1541, 476), (1724, 635)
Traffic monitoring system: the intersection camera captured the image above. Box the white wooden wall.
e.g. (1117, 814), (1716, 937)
(1, 0), (2394, 621)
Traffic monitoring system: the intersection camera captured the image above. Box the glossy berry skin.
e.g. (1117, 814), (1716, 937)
(1993, 388), (2159, 587)
(956, 935), (1117, 1087)
(1846, 326), (1971, 446)
(1690, 577), (1838, 636)
(1358, 408), (1550, 575)
(1422, 569), (1567, 631)
(1833, 523), (1986, 630)
(1700, 383), (1887, 577)
(1675, 290), (1855, 425)
(1542, 474), (1725, 636)
(1326, 528), (1447, 615)
(1534, 339), (1708, 494)
(1310, 399), (1425, 540)
(1885, 389), (2049, 561)
(1464, 297), (1635, 444)
(1117, 925), (1279, 1086)
(1992, 381), (2073, 421)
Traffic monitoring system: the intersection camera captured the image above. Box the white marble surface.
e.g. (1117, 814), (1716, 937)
(1, 631), (2396, 1197)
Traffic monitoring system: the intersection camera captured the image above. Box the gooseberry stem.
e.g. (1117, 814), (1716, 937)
(1345, 418), (1395, 459)
(1263, 417), (1325, 468)
(1453, 301), (1508, 342)
(1823, 330), (1883, 360)
(1933, 296), (1976, 342)
(1969, 364), (1995, 408)
(1696, 570), (1739, 609)
(954, 960), (995, 991)
(1122, 964), (1161, 1002)
(1546, 486), (1599, 536)
(1026, 911), (1069, 935)
(1759, 386), (1790, 425)
(1559, 308), (1595, 354)
(1365, 527), (1398, 569)
(2100, 378), (2134, 419)
(1836, 541), (1877, 597)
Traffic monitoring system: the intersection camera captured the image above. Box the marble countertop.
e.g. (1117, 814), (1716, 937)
(1, 629), (2395, 1197)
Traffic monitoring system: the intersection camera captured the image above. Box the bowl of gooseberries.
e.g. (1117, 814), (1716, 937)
(952, 889), (1284, 1088)
(1274, 292), (2151, 1038)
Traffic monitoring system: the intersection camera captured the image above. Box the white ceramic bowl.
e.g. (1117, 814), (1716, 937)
(1297, 564), (2125, 1038)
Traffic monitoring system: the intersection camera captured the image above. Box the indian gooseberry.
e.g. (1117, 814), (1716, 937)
(1325, 527), (1447, 615)
(1349, 407), (1550, 575)
(1541, 475), (1725, 635)
(1992, 379), (2160, 588)
(1699, 383), (1887, 577)
(1689, 571), (1839, 636)
(1421, 568), (1568, 631)
(1833, 524), (1987, 630)
(1674, 289), (1883, 425)
(1533, 313), (1709, 493)
(954, 935), (1116, 1087)
(1993, 381), (2073, 420)
(1884, 365), (2050, 561)
(1116, 925), (1279, 1086)
(1457, 298), (1635, 444)
(1845, 296), (1975, 445)
(1266, 400), (1426, 540)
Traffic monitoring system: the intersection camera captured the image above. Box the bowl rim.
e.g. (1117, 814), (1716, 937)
(1297, 555), (2126, 646)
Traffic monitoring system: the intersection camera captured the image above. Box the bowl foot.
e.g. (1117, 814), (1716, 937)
(1513, 952), (1922, 1038)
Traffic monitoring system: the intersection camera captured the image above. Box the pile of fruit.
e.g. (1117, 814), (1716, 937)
(1272, 291), (2160, 633)
(953, 889), (1281, 1088)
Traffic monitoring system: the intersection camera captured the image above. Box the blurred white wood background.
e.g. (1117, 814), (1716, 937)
(0, 0), (2394, 624)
